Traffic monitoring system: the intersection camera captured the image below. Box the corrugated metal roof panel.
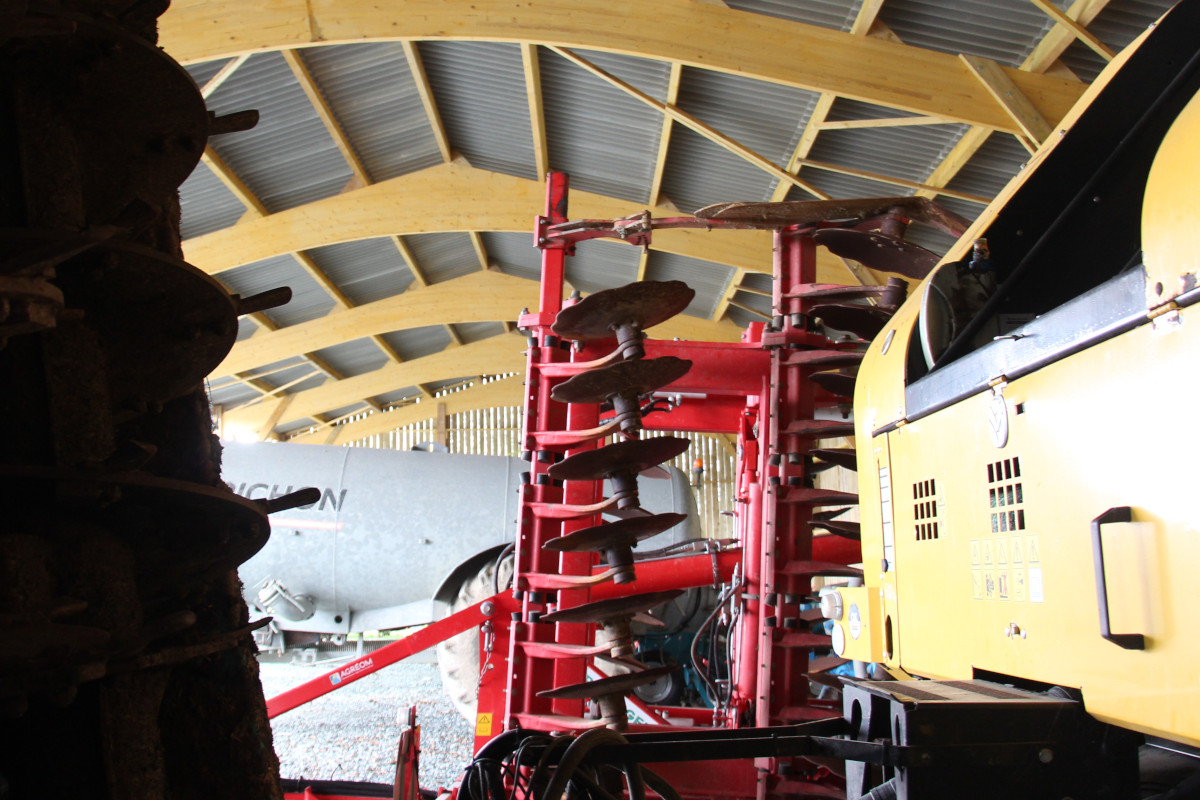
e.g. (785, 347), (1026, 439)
(253, 362), (325, 395)
(217, 253), (337, 327)
(179, 160), (249, 239)
(935, 195), (989, 225)
(298, 43), (444, 182)
(305, 237), (416, 306)
(406, 232), (482, 283)
(207, 381), (261, 410)
(902, 222), (959, 256)
(642, 252), (734, 319)
(1059, 0), (1173, 83)
(662, 129), (780, 213)
(485, 231), (641, 293)
(790, 166), (900, 201)
(732, 289), (772, 319)
(309, 338), (390, 378)
(185, 59), (231, 90)
(662, 68), (820, 213)
(742, 272), (774, 294)
(481, 232), (540, 282)
(276, 417), (325, 436)
(379, 324), (452, 361)
(212, 356), (310, 392)
(945, 131), (1029, 200)
(419, 41), (536, 179)
(680, 66), (821, 170)
(540, 47), (671, 203)
(323, 402), (372, 421)
(567, 240), (642, 295)
(455, 322), (507, 344)
(878, 0), (1056, 67)
(724, 306), (758, 330)
(235, 316), (259, 343)
(724, 0), (861, 31)
(204, 52), (354, 212)
(807, 118), (967, 185)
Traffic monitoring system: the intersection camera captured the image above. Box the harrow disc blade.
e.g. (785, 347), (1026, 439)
(553, 280), (694, 341)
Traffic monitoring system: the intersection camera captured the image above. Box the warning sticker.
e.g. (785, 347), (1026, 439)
(476, 713), (493, 737)
(1029, 567), (1045, 603)
(972, 532), (1044, 603)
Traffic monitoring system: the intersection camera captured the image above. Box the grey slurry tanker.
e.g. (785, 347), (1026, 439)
(221, 441), (699, 712)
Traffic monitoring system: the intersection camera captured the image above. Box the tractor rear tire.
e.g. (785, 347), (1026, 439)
(437, 551), (514, 721)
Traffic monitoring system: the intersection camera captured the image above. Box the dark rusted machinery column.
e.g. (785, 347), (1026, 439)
(0, 5), (283, 798)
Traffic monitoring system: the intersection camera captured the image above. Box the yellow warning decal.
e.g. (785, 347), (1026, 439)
(476, 713), (493, 737)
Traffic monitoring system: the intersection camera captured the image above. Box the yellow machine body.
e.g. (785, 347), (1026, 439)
(840, 6), (1200, 748)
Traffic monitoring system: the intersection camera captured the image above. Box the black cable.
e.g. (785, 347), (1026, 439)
(522, 734), (569, 800)
(569, 764), (619, 800)
(690, 579), (739, 706)
(540, 729), (630, 800)
(641, 766), (684, 800)
(622, 761), (646, 800)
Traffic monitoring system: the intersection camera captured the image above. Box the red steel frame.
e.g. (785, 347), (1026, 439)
(493, 173), (859, 800)
(270, 172), (862, 800)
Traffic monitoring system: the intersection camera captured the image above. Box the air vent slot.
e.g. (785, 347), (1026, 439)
(987, 457), (1025, 534)
(913, 478), (942, 541)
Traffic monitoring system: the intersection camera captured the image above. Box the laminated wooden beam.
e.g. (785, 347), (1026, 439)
(158, 0), (1084, 133)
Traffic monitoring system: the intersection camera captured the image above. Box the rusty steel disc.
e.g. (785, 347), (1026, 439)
(813, 229), (939, 279)
(549, 437), (691, 482)
(811, 370), (857, 398)
(7, 19), (210, 224)
(537, 664), (680, 700)
(808, 519), (862, 539)
(784, 420), (856, 438)
(55, 241), (239, 406)
(695, 196), (970, 237)
(782, 283), (888, 301)
(552, 357), (693, 404)
(540, 589), (683, 625)
(810, 303), (892, 340)
(552, 281), (695, 341)
(810, 448), (858, 470)
(544, 513), (687, 553)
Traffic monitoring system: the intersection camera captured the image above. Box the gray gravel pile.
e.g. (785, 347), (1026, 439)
(259, 659), (477, 792)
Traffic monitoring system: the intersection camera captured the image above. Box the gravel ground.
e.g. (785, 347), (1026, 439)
(258, 657), (476, 792)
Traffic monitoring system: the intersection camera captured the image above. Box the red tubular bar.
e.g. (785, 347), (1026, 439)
(267, 593), (517, 719)
(588, 550), (741, 599)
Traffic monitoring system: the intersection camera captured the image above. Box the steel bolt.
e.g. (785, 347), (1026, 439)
(481, 601), (495, 616)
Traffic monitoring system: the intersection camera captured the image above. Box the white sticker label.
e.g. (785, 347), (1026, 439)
(1028, 567), (1044, 603)
(848, 603), (862, 640)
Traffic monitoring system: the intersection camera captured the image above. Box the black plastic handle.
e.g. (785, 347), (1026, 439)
(1091, 507), (1146, 650)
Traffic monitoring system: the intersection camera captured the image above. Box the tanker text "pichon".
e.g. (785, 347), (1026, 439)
(233, 483), (347, 512)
